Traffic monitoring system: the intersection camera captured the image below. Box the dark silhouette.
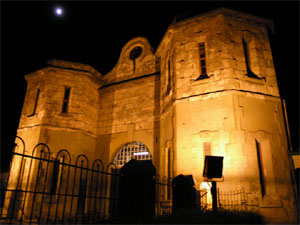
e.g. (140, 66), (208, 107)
(172, 174), (196, 212)
(118, 159), (156, 219)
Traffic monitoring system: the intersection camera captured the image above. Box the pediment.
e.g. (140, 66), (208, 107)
(103, 37), (159, 84)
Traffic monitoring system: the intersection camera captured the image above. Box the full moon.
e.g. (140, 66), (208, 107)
(55, 7), (63, 16)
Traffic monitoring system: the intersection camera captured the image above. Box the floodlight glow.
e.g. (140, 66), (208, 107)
(133, 152), (149, 156)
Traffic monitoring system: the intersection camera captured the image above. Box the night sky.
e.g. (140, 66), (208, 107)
(1, 1), (299, 170)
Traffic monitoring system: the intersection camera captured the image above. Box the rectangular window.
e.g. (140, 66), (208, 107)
(256, 140), (265, 197)
(196, 43), (209, 80)
(28, 89), (40, 117)
(62, 87), (71, 113)
(242, 38), (260, 79)
(167, 148), (171, 199)
(166, 59), (171, 95)
(199, 43), (207, 75)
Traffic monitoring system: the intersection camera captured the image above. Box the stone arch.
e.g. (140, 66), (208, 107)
(113, 141), (152, 168)
(103, 37), (157, 82)
(119, 37), (154, 62)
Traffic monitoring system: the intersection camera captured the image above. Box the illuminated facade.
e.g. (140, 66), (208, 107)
(4, 8), (298, 223)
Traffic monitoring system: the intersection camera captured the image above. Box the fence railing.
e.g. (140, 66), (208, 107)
(0, 137), (173, 224)
(1, 137), (250, 224)
(156, 176), (173, 216)
(197, 190), (209, 210)
(218, 187), (248, 211)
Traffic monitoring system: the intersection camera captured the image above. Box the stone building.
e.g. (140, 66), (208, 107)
(3, 8), (298, 223)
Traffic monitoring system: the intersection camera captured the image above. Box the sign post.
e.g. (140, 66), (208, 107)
(202, 156), (224, 212)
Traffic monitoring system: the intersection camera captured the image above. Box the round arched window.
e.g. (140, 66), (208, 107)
(113, 142), (152, 167)
(129, 46), (143, 60)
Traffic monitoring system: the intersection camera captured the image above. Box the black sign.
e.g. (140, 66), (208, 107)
(203, 156), (224, 179)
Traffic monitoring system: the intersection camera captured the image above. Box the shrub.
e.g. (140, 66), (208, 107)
(92, 208), (266, 224)
(155, 208), (266, 224)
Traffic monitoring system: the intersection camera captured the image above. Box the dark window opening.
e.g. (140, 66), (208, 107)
(167, 148), (171, 199)
(201, 67), (207, 75)
(166, 59), (171, 95)
(130, 46), (142, 73)
(256, 140), (265, 197)
(62, 87), (71, 113)
(129, 46), (142, 60)
(242, 38), (261, 79)
(28, 89), (40, 117)
(196, 43), (209, 80)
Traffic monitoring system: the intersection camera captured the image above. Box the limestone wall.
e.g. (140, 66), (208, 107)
(173, 91), (296, 223)
(97, 74), (160, 166)
(96, 36), (160, 166)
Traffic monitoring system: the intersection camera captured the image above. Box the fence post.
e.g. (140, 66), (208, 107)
(211, 181), (217, 212)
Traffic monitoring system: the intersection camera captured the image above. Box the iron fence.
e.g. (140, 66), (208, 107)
(0, 137), (173, 224)
(197, 190), (209, 210)
(1, 137), (248, 224)
(218, 187), (248, 211)
(155, 176), (173, 216)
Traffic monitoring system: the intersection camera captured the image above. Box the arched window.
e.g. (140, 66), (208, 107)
(113, 142), (152, 167)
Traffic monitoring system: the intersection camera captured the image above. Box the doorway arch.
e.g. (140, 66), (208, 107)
(113, 142), (152, 167)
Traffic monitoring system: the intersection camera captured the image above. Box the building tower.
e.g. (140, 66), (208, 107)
(2, 61), (104, 218)
(156, 8), (297, 223)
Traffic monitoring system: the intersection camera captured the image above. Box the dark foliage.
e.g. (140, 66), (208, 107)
(91, 208), (266, 224)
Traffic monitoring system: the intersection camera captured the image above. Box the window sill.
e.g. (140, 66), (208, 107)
(195, 74), (210, 81)
(192, 74), (211, 85)
(244, 75), (266, 84)
(59, 113), (72, 117)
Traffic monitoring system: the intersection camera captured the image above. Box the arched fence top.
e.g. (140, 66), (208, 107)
(92, 159), (104, 172)
(154, 175), (173, 185)
(75, 154), (89, 169)
(55, 149), (71, 164)
(14, 136), (26, 154)
(32, 143), (51, 159)
(106, 162), (117, 172)
(155, 175), (161, 183)
(162, 176), (172, 184)
(9, 138), (176, 180)
(9, 139), (122, 173)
